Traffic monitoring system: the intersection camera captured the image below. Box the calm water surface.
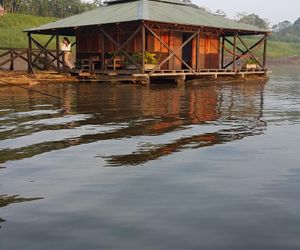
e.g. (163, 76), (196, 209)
(0, 66), (300, 249)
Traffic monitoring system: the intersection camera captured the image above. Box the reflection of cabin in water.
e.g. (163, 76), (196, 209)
(25, 0), (270, 84)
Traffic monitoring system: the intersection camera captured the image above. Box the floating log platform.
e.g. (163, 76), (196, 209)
(73, 68), (269, 84)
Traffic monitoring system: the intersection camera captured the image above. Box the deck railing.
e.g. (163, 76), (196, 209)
(0, 47), (67, 72)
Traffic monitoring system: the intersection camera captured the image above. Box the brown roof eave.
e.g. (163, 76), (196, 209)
(25, 27), (77, 36)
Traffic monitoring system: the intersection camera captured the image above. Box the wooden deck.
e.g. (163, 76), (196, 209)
(74, 68), (269, 84)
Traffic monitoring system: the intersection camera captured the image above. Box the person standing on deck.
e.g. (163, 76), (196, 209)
(0, 4), (5, 16)
(60, 37), (74, 69)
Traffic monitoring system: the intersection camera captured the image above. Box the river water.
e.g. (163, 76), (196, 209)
(0, 66), (300, 249)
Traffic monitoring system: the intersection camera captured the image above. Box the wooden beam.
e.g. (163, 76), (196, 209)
(145, 24), (200, 75)
(99, 27), (143, 72)
(101, 35), (105, 70)
(31, 35), (66, 72)
(0, 51), (26, 67)
(9, 49), (14, 70)
(31, 35), (54, 65)
(118, 25), (142, 52)
(27, 33), (34, 74)
(12, 50), (29, 63)
(142, 23), (146, 74)
(224, 36), (266, 69)
(233, 33), (237, 71)
(149, 30), (198, 75)
(56, 34), (60, 69)
(30, 51), (60, 72)
(224, 37), (246, 54)
(196, 31), (200, 70)
(0, 50), (11, 59)
(236, 33), (264, 69)
(145, 24), (195, 71)
(263, 34), (268, 68)
(221, 36), (225, 69)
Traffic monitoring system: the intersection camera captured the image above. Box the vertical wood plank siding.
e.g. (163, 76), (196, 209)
(75, 22), (222, 70)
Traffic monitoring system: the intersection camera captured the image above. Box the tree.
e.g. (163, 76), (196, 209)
(270, 18), (300, 43)
(272, 20), (292, 32)
(235, 12), (270, 29)
(293, 18), (300, 31)
(0, 0), (97, 17)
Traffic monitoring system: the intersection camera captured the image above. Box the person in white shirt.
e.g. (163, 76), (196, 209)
(60, 37), (74, 69)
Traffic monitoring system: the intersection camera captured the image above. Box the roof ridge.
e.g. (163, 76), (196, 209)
(149, 0), (188, 6)
(137, 0), (149, 19)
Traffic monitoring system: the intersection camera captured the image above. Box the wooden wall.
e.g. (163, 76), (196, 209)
(145, 30), (220, 70)
(197, 33), (220, 69)
(76, 27), (142, 61)
(76, 24), (220, 70)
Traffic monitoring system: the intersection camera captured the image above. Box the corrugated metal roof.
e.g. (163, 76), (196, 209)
(25, 0), (269, 33)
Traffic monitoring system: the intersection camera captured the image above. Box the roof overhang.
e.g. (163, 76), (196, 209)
(25, 20), (270, 37)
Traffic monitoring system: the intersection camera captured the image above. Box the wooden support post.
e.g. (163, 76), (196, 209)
(175, 75), (186, 87)
(145, 23), (197, 75)
(149, 31), (198, 75)
(27, 33), (33, 74)
(101, 35), (105, 70)
(196, 30), (200, 70)
(0, 49), (28, 68)
(236, 33), (265, 69)
(9, 49), (14, 70)
(233, 33), (237, 71)
(263, 34), (268, 68)
(221, 36), (225, 69)
(31, 35), (57, 71)
(62, 51), (67, 72)
(100, 26), (143, 71)
(223, 36), (266, 69)
(56, 34), (60, 69)
(142, 22), (146, 74)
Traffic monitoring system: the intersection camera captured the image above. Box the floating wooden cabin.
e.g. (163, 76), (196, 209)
(25, 0), (271, 84)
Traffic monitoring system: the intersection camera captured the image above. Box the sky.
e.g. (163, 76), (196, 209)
(195, 0), (296, 25)
(83, 0), (298, 25)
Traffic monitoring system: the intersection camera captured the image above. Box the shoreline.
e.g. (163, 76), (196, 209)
(0, 70), (78, 85)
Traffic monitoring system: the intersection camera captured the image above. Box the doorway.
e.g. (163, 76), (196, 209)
(182, 33), (193, 69)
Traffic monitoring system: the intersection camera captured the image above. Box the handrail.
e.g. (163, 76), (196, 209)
(0, 47), (59, 53)
(0, 47), (66, 73)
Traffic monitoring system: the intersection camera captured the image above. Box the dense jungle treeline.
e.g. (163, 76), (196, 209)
(0, 0), (100, 18)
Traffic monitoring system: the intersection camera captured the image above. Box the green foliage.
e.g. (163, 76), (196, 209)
(0, 13), (57, 48)
(267, 40), (300, 58)
(242, 37), (300, 59)
(271, 18), (300, 43)
(236, 13), (270, 29)
(0, 0), (97, 18)
(293, 18), (300, 31)
(132, 52), (158, 64)
(244, 58), (257, 64)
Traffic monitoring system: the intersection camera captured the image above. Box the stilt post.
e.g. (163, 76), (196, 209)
(233, 33), (237, 71)
(221, 36), (225, 69)
(196, 29), (200, 70)
(56, 34), (60, 69)
(101, 33), (105, 70)
(263, 34), (268, 68)
(9, 49), (14, 70)
(27, 33), (34, 74)
(142, 22), (146, 74)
